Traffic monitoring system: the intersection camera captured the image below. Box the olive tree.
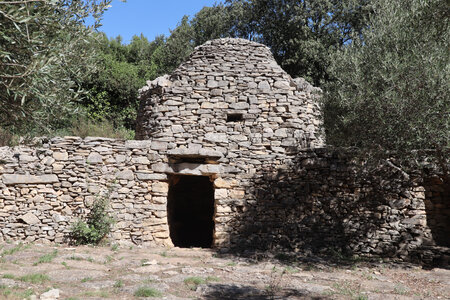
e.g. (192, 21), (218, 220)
(0, 0), (112, 137)
(323, 0), (449, 171)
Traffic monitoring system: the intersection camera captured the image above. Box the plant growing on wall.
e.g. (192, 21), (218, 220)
(70, 191), (115, 245)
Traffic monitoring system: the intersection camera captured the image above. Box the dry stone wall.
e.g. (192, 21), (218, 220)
(0, 137), (448, 266)
(0, 137), (173, 246)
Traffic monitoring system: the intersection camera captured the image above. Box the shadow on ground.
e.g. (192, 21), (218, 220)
(200, 283), (327, 300)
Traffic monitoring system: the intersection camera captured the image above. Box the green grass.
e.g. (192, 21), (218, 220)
(19, 273), (50, 284)
(81, 290), (110, 298)
(226, 262), (237, 266)
(1, 243), (29, 256)
(184, 276), (219, 291)
(104, 255), (113, 264)
(113, 279), (124, 288)
(81, 277), (93, 283)
(205, 276), (220, 282)
(34, 249), (58, 265)
(0, 284), (34, 298)
(68, 255), (95, 263)
(2, 274), (15, 279)
(111, 244), (119, 251)
(61, 261), (70, 269)
(68, 255), (83, 261)
(134, 286), (162, 297)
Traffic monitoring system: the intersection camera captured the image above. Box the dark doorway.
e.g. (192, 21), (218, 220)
(167, 175), (215, 248)
(424, 176), (450, 247)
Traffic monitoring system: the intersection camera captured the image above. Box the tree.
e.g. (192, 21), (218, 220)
(323, 0), (449, 169)
(152, 16), (195, 75)
(228, 0), (373, 86)
(0, 0), (112, 137)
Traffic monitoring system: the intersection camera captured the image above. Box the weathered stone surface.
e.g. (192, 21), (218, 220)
(204, 133), (228, 144)
(53, 152), (68, 161)
(40, 288), (60, 300)
(2, 174), (59, 185)
(87, 152), (103, 164)
(167, 148), (222, 159)
(152, 182), (168, 193)
(116, 169), (134, 180)
(125, 140), (152, 149)
(136, 172), (167, 180)
(19, 212), (40, 224)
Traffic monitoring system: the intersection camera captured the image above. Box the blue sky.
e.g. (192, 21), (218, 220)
(97, 0), (218, 43)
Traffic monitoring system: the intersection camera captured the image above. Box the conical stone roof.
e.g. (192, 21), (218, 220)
(136, 38), (323, 160)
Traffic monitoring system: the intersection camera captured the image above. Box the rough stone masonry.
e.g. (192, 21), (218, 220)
(0, 38), (448, 265)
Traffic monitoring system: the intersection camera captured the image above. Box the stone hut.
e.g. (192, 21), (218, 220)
(0, 38), (448, 265)
(135, 38), (323, 248)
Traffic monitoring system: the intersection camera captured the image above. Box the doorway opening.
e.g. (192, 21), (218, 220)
(167, 175), (215, 248)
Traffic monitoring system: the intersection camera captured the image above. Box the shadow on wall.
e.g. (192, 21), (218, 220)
(225, 149), (448, 266)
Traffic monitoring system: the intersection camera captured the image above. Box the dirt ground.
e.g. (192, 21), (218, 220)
(0, 242), (448, 299)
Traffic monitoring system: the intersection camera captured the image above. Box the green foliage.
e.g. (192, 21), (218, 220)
(152, 16), (195, 75)
(224, 0), (373, 86)
(70, 191), (115, 245)
(134, 286), (162, 297)
(33, 249), (58, 265)
(113, 279), (124, 288)
(62, 117), (135, 140)
(81, 33), (165, 130)
(323, 0), (449, 167)
(183, 276), (219, 291)
(0, 0), (112, 136)
(18, 273), (50, 284)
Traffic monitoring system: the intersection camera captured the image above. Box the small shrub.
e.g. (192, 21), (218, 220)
(2, 274), (14, 279)
(113, 279), (124, 288)
(184, 277), (206, 291)
(69, 191), (114, 245)
(134, 286), (162, 297)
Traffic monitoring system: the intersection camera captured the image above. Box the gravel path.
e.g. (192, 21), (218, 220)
(0, 243), (448, 299)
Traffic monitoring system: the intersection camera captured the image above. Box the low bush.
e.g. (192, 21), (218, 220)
(70, 192), (114, 245)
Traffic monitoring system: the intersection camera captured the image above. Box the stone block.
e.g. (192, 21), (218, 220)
(116, 169), (134, 180)
(53, 152), (68, 161)
(204, 133), (228, 143)
(20, 155), (37, 162)
(19, 212), (40, 225)
(152, 182), (168, 194)
(132, 157), (150, 164)
(2, 174), (59, 185)
(151, 141), (168, 151)
(136, 172), (167, 180)
(125, 140), (153, 149)
(215, 189), (228, 200)
(87, 152), (103, 164)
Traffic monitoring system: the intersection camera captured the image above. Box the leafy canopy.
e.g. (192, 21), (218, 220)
(323, 0), (449, 167)
(0, 0), (112, 136)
